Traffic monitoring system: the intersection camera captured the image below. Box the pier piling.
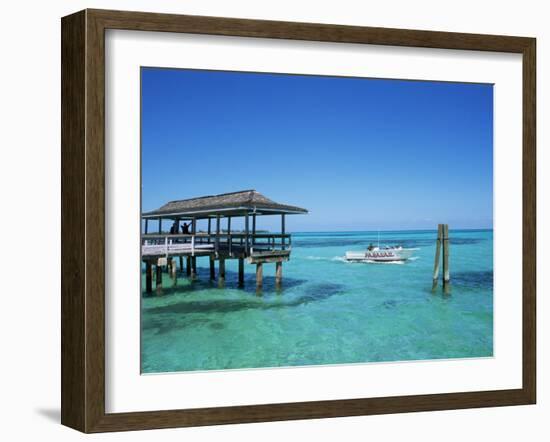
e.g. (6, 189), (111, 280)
(238, 258), (244, 286)
(209, 257), (216, 280)
(186, 257), (191, 277)
(191, 257), (197, 279)
(155, 264), (163, 295)
(256, 263), (263, 289)
(170, 258), (177, 286)
(219, 259), (226, 281)
(145, 261), (152, 294)
(275, 262), (283, 286)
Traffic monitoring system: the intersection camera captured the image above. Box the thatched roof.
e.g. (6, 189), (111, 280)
(142, 190), (308, 219)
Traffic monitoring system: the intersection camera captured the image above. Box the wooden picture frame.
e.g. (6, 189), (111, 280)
(61, 9), (536, 433)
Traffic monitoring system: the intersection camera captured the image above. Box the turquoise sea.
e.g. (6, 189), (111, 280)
(141, 229), (493, 373)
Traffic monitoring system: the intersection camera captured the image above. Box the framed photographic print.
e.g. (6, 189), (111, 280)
(61, 9), (536, 433)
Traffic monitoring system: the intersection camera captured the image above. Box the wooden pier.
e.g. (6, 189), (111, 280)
(141, 190), (307, 294)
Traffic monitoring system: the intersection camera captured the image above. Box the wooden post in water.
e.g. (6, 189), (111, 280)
(256, 263), (263, 289)
(186, 257), (191, 277)
(209, 256), (216, 280)
(219, 259), (226, 285)
(442, 224), (451, 293)
(275, 261), (283, 287)
(145, 261), (152, 294)
(432, 224), (443, 291)
(238, 258), (244, 286)
(191, 256), (197, 279)
(155, 264), (163, 295)
(170, 258), (177, 286)
(179, 256), (184, 274)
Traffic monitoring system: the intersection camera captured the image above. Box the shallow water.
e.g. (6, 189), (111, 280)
(141, 229), (493, 373)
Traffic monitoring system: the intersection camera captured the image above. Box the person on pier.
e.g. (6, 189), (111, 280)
(169, 220), (179, 234)
(181, 222), (191, 234)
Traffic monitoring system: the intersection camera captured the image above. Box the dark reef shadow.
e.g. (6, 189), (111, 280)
(144, 281), (345, 317)
(451, 270), (493, 290)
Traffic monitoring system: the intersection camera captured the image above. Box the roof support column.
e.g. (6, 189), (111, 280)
(252, 214), (256, 246)
(215, 215), (220, 256)
(281, 214), (286, 250)
(245, 213), (250, 256)
(227, 217), (232, 256)
(158, 218), (162, 234)
(144, 219), (148, 235)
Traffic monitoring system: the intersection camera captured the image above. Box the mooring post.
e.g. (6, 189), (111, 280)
(155, 264), (163, 295)
(238, 258), (244, 286)
(432, 224), (443, 291)
(256, 263), (263, 289)
(209, 256), (216, 280)
(179, 256), (184, 274)
(145, 261), (152, 294)
(442, 224), (451, 293)
(275, 261), (283, 286)
(167, 257), (173, 275)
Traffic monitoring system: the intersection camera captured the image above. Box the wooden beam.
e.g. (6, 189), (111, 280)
(179, 256), (183, 274)
(207, 218), (211, 243)
(158, 218), (162, 234)
(191, 256), (197, 279)
(186, 257), (191, 277)
(144, 219), (148, 235)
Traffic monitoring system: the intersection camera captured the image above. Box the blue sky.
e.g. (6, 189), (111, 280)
(141, 68), (493, 232)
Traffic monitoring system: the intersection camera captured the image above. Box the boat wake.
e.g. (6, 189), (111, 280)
(304, 255), (419, 264)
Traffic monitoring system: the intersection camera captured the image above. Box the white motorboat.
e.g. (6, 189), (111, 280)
(345, 245), (417, 262)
